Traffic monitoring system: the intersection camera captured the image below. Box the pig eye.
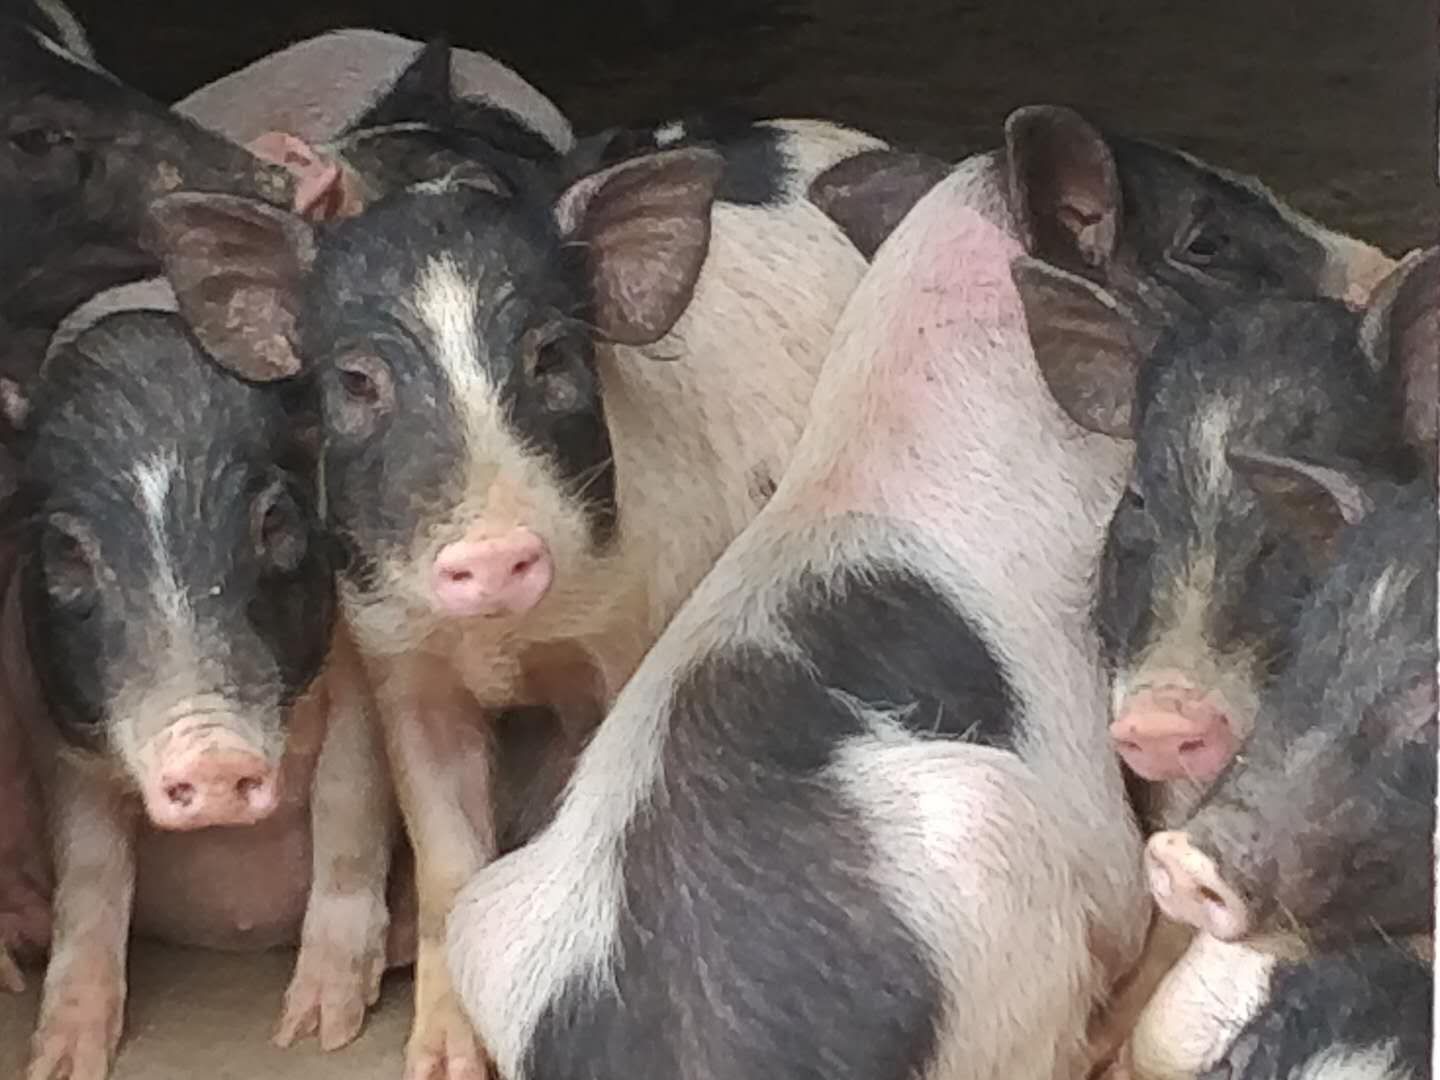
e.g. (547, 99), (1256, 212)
(1122, 483), (1147, 512)
(326, 351), (393, 438)
(253, 486), (308, 574)
(8, 126), (68, 156)
(533, 338), (570, 378)
(1179, 226), (1229, 265)
(339, 367), (378, 405)
(40, 525), (97, 610)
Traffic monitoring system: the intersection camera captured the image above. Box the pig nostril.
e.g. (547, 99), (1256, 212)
(236, 776), (265, 801)
(447, 569), (474, 584)
(164, 782), (196, 807)
(512, 556), (537, 576)
(1178, 738), (1206, 754)
(1199, 885), (1226, 908)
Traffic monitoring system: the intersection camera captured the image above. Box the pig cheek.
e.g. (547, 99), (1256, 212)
(249, 564), (335, 698)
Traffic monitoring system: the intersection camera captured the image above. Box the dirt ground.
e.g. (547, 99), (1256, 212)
(2, 0), (1437, 1076)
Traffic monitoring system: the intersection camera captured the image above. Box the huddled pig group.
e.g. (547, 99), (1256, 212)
(0, 2), (1434, 1079)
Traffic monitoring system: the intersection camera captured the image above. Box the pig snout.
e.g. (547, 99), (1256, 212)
(430, 528), (554, 618)
(1145, 831), (1252, 941)
(1110, 679), (1238, 782)
(141, 733), (281, 831)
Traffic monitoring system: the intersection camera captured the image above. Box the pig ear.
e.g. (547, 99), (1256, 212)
(807, 149), (953, 259)
(1360, 245), (1439, 449)
(1012, 254), (1147, 438)
(247, 131), (366, 221)
(353, 37), (454, 129)
(555, 147), (725, 347)
(1228, 449), (1373, 560)
(142, 192), (316, 383)
(1005, 105), (1122, 274)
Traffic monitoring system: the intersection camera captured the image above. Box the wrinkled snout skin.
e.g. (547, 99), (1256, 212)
(430, 528), (554, 619)
(135, 717), (282, 831)
(1109, 674), (1238, 783)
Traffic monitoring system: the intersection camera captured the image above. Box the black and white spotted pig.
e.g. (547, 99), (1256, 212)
(2, 312), (396, 1080)
(1033, 245), (1433, 830)
(1143, 465), (1436, 944)
(143, 103), (886, 1079)
(432, 107), (1412, 1080)
(437, 140), (1160, 1080)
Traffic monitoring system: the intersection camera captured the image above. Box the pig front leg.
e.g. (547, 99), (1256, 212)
(276, 629), (398, 1051)
(27, 760), (136, 1080)
(380, 654), (497, 1080)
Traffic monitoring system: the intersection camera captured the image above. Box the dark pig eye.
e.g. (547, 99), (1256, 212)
(326, 350), (393, 439)
(9, 127), (68, 156)
(253, 486), (308, 574)
(534, 339), (569, 377)
(41, 521), (98, 610)
(339, 368), (378, 404)
(1180, 226), (1229, 265)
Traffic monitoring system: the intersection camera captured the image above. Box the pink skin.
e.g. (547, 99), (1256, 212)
(1110, 677), (1239, 782)
(245, 132), (363, 220)
(138, 721), (282, 832)
(430, 528), (554, 619)
(1144, 831), (1252, 941)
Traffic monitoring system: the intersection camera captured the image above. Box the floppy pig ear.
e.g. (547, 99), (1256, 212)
(142, 192), (316, 383)
(555, 147), (725, 347)
(1227, 448), (1373, 564)
(1005, 105), (1122, 274)
(1012, 254), (1146, 438)
(1360, 245), (1439, 450)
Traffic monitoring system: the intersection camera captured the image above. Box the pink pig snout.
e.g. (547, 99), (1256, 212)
(1110, 677), (1239, 783)
(430, 528), (553, 618)
(140, 733), (280, 831)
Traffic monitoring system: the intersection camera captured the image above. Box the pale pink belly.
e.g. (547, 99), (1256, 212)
(131, 806), (312, 951)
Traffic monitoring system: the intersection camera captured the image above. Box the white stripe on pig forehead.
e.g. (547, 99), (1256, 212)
(1185, 398), (1239, 503)
(410, 253), (513, 453)
(132, 449), (192, 624)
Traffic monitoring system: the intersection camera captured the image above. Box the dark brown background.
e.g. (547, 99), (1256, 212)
(69, 0), (1438, 253)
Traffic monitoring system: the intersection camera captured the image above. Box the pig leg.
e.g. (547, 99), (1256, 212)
(276, 631), (398, 1051)
(380, 655), (496, 1080)
(1084, 915), (1195, 1077)
(27, 761), (136, 1080)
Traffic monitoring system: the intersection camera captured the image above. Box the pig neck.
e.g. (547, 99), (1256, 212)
(593, 197), (870, 675)
(784, 153), (1130, 618)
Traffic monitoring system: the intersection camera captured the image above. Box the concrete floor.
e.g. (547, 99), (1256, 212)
(0, 944), (413, 1078)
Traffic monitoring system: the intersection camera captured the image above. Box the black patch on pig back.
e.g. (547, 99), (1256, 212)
(1205, 944), (1431, 1080)
(524, 560), (1019, 1079)
(575, 111), (791, 207)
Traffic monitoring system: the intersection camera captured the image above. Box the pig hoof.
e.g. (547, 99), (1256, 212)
(276, 902), (388, 1051)
(27, 994), (124, 1080)
(404, 1005), (489, 1080)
